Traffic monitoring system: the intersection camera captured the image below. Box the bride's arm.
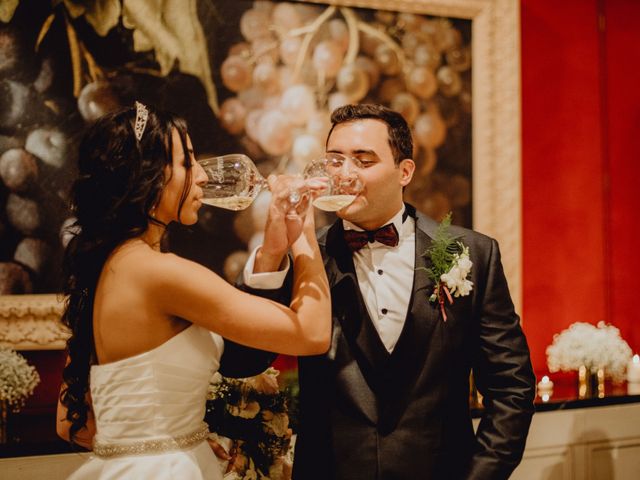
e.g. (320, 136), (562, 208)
(148, 206), (331, 355)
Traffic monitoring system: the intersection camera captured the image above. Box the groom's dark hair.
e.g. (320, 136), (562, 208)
(327, 104), (413, 165)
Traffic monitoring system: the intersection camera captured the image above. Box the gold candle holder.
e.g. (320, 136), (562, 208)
(578, 365), (605, 399)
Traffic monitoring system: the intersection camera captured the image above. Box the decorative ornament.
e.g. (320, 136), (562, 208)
(418, 212), (472, 321)
(134, 101), (148, 141)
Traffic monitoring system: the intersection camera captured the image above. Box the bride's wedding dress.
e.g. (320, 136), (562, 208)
(68, 324), (224, 479)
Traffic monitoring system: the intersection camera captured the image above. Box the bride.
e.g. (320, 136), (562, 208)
(55, 102), (330, 479)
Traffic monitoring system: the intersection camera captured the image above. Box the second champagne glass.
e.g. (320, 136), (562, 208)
(198, 154), (302, 211)
(303, 153), (363, 212)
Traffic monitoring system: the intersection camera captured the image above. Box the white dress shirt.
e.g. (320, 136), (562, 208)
(343, 207), (415, 352)
(243, 206), (415, 353)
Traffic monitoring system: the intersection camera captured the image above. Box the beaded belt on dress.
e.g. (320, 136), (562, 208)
(92, 423), (210, 458)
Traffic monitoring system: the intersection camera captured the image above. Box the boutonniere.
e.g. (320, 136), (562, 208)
(418, 213), (473, 321)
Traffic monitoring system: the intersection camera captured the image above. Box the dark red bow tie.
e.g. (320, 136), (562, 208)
(343, 223), (399, 251)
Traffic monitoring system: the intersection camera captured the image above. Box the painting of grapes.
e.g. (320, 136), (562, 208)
(0, 0), (471, 294)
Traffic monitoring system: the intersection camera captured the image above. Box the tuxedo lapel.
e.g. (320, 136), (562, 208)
(323, 221), (356, 289)
(323, 223), (381, 423)
(407, 209), (439, 326)
(387, 206), (440, 363)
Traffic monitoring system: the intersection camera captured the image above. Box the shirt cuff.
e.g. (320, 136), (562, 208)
(243, 246), (290, 289)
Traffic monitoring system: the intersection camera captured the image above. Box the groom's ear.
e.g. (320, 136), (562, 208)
(398, 159), (416, 187)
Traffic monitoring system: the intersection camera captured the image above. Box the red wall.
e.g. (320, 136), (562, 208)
(603, 0), (640, 358)
(521, 0), (640, 372)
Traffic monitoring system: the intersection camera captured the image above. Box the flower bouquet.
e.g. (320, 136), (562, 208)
(205, 368), (294, 480)
(546, 321), (632, 383)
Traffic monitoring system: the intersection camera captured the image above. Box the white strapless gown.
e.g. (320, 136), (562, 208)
(68, 324), (225, 479)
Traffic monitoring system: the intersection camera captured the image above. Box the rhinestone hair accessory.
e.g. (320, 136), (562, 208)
(134, 101), (149, 141)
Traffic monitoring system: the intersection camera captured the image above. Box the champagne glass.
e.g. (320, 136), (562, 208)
(198, 154), (302, 211)
(303, 153), (364, 212)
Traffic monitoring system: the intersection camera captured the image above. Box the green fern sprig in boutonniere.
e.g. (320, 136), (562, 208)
(418, 213), (473, 321)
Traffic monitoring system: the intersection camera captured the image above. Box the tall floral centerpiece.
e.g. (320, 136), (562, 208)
(0, 348), (40, 443)
(546, 322), (632, 398)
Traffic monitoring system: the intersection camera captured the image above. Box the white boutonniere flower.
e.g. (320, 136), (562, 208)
(440, 246), (473, 298)
(418, 213), (473, 321)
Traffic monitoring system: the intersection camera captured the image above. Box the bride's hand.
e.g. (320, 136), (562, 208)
(283, 176), (328, 238)
(262, 175), (327, 252)
(254, 175), (327, 273)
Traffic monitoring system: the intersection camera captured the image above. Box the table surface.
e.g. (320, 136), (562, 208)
(470, 376), (640, 415)
(3, 377), (640, 459)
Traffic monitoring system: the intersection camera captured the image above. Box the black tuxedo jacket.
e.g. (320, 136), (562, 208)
(237, 204), (535, 480)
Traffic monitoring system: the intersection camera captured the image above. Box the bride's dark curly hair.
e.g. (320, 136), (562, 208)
(59, 104), (193, 445)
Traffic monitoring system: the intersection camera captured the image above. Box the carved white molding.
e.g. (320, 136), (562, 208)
(0, 294), (68, 350)
(0, 0), (522, 349)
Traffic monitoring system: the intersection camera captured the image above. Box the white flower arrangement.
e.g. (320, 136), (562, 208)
(546, 321), (632, 383)
(0, 348), (40, 411)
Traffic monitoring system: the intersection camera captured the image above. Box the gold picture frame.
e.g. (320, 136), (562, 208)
(0, 0), (521, 350)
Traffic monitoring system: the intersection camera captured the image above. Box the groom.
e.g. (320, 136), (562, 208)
(240, 104), (536, 479)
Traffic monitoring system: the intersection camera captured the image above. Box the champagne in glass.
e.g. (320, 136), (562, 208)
(198, 154), (302, 210)
(303, 154), (363, 212)
(311, 195), (357, 212)
(201, 196), (254, 211)
(198, 154), (265, 210)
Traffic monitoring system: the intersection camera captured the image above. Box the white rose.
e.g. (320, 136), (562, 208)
(441, 268), (461, 287)
(452, 266), (466, 282)
(263, 412), (289, 437)
(457, 255), (473, 275)
(247, 372), (280, 395)
(453, 279), (473, 297)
